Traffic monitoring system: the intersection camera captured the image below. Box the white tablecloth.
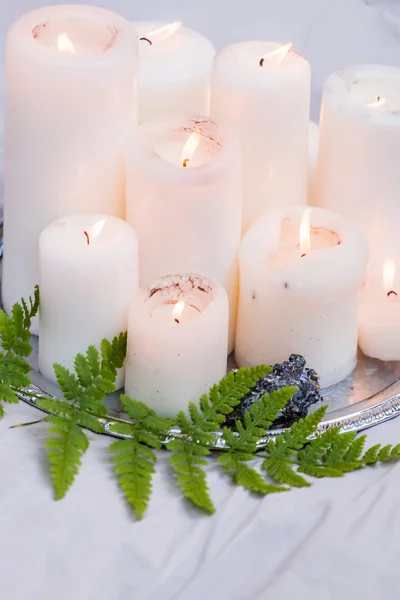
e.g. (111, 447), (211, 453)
(2, 1), (400, 598)
(1, 401), (400, 600)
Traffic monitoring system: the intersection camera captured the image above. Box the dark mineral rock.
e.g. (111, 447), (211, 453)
(226, 354), (322, 430)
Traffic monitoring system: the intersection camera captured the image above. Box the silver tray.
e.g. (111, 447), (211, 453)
(16, 335), (400, 449)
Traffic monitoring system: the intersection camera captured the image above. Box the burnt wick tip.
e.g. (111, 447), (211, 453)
(182, 158), (189, 168)
(174, 318), (180, 324)
(83, 231), (90, 245)
(387, 290), (398, 297)
(259, 57), (265, 67)
(139, 37), (152, 45)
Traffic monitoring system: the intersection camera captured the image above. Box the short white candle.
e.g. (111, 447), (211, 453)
(235, 207), (369, 388)
(3, 5), (138, 333)
(126, 115), (242, 352)
(125, 274), (228, 417)
(211, 41), (310, 233)
(134, 21), (215, 123)
(359, 261), (400, 360)
(39, 214), (139, 388)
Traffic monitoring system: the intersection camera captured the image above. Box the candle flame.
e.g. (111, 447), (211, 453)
(172, 300), (185, 323)
(384, 260), (396, 296)
(299, 208), (312, 257)
(181, 131), (202, 167)
(57, 33), (76, 54)
(260, 42), (292, 67)
(144, 21), (182, 43)
(367, 96), (385, 108)
(90, 219), (106, 241)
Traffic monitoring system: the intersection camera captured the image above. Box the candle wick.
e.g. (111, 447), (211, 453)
(84, 231), (90, 245)
(182, 158), (189, 168)
(301, 253), (306, 258)
(174, 318), (180, 324)
(259, 57), (265, 67)
(139, 37), (153, 45)
(387, 290), (398, 297)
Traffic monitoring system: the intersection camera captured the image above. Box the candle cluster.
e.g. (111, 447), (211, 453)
(1, 5), (396, 416)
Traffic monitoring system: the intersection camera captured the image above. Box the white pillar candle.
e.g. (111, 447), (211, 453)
(125, 274), (229, 417)
(308, 121), (320, 205)
(126, 115), (242, 352)
(211, 41), (310, 233)
(3, 5), (138, 333)
(315, 65), (400, 358)
(359, 261), (400, 360)
(235, 207), (369, 388)
(39, 214), (139, 389)
(134, 21), (215, 123)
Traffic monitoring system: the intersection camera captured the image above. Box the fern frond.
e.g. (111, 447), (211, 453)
(45, 415), (89, 499)
(108, 396), (168, 520)
(323, 431), (357, 466)
(0, 288), (39, 418)
(109, 437), (157, 520)
(262, 406), (327, 487)
(167, 438), (215, 514)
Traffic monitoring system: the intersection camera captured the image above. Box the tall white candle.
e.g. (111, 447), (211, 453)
(39, 214), (139, 389)
(125, 274), (229, 417)
(211, 41), (310, 233)
(134, 21), (215, 123)
(3, 5), (138, 333)
(126, 115), (242, 352)
(308, 121), (320, 205)
(315, 65), (400, 358)
(235, 207), (369, 388)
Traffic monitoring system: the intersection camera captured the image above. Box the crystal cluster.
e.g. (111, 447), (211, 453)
(226, 354), (322, 429)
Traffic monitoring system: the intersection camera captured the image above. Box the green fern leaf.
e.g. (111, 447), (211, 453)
(75, 410), (104, 434)
(265, 456), (311, 487)
(362, 444), (381, 464)
(378, 445), (392, 462)
(109, 437), (157, 520)
(262, 406), (327, 487)
(0, 288), (39, 418)
(53, 364), (82, 401)
(45, 415), (89, 500)
(218, 453), (288, 494)
(0, 383), (19, 404)
(101, 332), (127, 374)
(167, 438), (215, 514)
(108, 396), (168, 520)
(218, 388), (296, 493)
(390, 444), (400, 459)
(343, 434), (367, 462)
(38, 397), (75, 419)
(74, 353), (93, 388)
(323, 431), (357, 466)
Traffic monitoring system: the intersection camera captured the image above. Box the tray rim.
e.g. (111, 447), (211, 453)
(16, 375), (400, 449)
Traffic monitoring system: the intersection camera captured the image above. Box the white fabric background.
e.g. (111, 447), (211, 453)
(2, 1), (400, 598)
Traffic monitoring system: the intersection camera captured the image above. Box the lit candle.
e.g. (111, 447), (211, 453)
(39, 214), (139, 388)
(211, 41), (310, 233)
(135, 21), (215, 123)
(359, 260), (400, 360)
(235, 207), (369, 387)
(125, 274), (229, 417)
(316, 65), (400, 278)
(126, 115), (242, 352)
(3, 5), (138, 333)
